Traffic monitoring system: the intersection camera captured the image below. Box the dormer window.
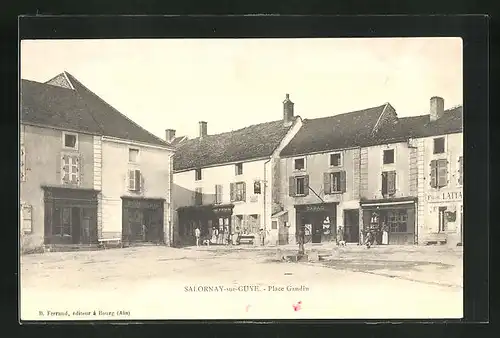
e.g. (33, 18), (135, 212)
(63, 132), (78, 150)
(294, 157), (306, 171)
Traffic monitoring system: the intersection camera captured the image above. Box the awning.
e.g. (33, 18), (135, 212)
(271, 210), (288, 218)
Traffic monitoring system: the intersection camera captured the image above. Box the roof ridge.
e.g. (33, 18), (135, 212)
(64, 72), (168, 146)
(183, 119), (286, 141)
(304, 103), (387, 122)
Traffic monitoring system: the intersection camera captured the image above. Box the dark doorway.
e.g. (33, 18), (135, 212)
(438, 206), (447, 232)
(344, 209), (360, 243)
(311, 215), (323, 243)
(71, 207), (81, 244)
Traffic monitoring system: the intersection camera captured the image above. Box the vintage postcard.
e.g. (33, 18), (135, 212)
(19, 37), (463, 321)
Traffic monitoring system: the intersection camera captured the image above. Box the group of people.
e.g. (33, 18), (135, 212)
(194, 226), (267, 247)
(363, 222), (389, 248)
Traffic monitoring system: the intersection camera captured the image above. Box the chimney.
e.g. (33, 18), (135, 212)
(430, 96), (445, 122)
(283, 93), (294, 125)
(165, 129), (176, 143)
(199, 121), (207, 138)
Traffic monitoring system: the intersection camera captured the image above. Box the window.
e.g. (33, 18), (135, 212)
(387, 211), (408, 233)
(324, 171), (346, 194)
(129, 148), (139, 163)
(458, 156), (463, 185)
(231, 182), (246, 202)
(195, 168), (202, 181)
(20, 145), (26, 182)
(254, 181), (261, 194)
(235, 163), (243, 175)
(61, 154), (80, 185)
(430, 159), (448, 188)
(272, 221), (278, 230)
(433, 137), (445, 154)
(294, 157), (305, 171)
(289, 175), (309, 197)
(330, 153), (342, 167)
(21, 204), (32, 233)
(128, 169), (141, 191)
(53, 207), (72, 236)
(381, 171), (396, 196)
(63, 132), (78, 150)
(195, 188), (203, 205)
(383, 149), (395, 164)
(215, 184), (223, 204)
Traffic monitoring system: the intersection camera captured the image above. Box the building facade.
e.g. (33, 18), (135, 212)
(172, 94), (302, 247)
(20, 72), (175, 252)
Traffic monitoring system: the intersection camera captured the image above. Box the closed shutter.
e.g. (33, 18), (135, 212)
(381, 172), (388, 195)
(323, 172), (331, 195)
(437, 159), (448, 187)
(62, 155), (70, 184)
(430, 160), (437, 188)
(230, 183), (235, 202)
(289, 176), (296, 197)
(71, 155), (80, 184)
(22, 204), (33, 233)
(340, 170), (347, 193)
(406, 207), (415, 236)
(303, 175), (310, 196)
(128, 170), (135, 190)
(387, 171), (396, 195)
(458, 156), (463, 185)
(135, 170), (141, 191)
(242, 182), (246, 202)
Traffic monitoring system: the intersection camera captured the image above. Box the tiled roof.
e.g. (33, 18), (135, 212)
(63, 72), (168, 146)
(170, 136), (188, 147)
(173, 119), (297, 171)
(21, 72), (169, 147)
(280, 104), (388, 157)
(20, 79), (103, 134)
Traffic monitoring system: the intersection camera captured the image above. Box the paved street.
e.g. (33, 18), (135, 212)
(20, 244), (463, 320)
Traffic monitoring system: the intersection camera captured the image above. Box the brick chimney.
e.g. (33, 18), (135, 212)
(430, 96), (445, 122)
(165, 129), (176, 143)
(283, 93), (294, 125)
(199, 121), (207, 139)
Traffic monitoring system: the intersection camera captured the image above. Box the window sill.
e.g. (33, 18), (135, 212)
(326, 191), (344, 195)
(293, 169), (306, 173)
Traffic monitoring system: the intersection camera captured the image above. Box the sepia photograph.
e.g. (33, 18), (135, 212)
(19, 37), (463, 320)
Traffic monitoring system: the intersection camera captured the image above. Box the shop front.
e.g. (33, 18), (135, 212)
(43, 186), (99, 246)
(424, 190), (463, 246)
(121, 197), (165, 245)
(177, 204), (234, 246)
(295, 203), (337, 243)
(360, 197), (417, 245)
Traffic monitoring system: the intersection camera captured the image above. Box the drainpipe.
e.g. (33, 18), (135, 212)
(263, 157), (272, 245)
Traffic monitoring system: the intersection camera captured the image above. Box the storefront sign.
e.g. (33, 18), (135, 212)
(123, 199), (163, 210)
(427, 191), (463, 203)
(213, 206), (233, 215)
(305, 205), (327, 212)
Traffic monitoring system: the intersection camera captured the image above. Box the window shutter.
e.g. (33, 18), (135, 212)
(388, 171), (396, 195)
(303, 175), (310, 196)
(381, 172), (388, 195)
(242, 182), (246, 202)
(230, 183), (235, 202)
(437, 159), (448, 188)
(340, 170), (347, 193)
(430, 160), (437, 188)
(135, 170), (141, 191)
(20, 146), (26, 181)
(323, 172), (331, 195)
(289, 176), (296, 197)
(128, 169), (135, 190)
(71, 156), (80, 184)
(458, 156), (463, 185)
(62, 155), (70, 183)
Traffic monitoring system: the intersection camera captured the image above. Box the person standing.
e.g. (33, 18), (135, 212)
(194, 227), (201, 247)
(382, 223), (389, 245)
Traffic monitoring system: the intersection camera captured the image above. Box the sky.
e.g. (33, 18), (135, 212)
(21, 38), (462, 140)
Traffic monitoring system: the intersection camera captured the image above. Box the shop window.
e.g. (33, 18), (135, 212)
(381, 171), (396, 196)
(294, 157), (306, 171)
(21, 204), (32, 233)
(63, 132), (78, 150)
(53, 207), (72, 236)
(433, 137), (445, 154)
(387, 211), (408, 233)
(430, 159), (448, 188)
(215, 184), (223, 204)
(253, 181), (261, 194)
(195, 168), (202, 181)
(235, 163), (243, 175)
(129, 148), (139, 163)
(330, 153), (342, 167)
(458, 156), (463, 185)
(195, 188), (203, 205)
(383, 149), (395, 164)
(324, 171), (346, 194)
(230, 182), (246, 202)
(289, 175), (309, 197)
(61, 154), (80, 185)
(128, 169), (141, 191)
(271, 221), (278, 230)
